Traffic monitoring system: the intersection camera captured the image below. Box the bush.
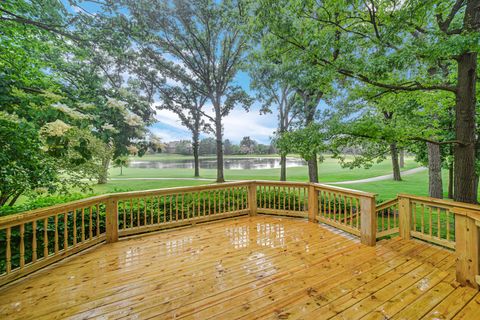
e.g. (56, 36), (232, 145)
(0, 193), (97, 217)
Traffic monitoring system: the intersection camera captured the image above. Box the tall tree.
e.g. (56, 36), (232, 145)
(249, 0), (480, 203)
(157, 85), (209, 177)
(248, 61), (298, 180)
(118, 0), (252, 182)
(297, 89), (323, 182)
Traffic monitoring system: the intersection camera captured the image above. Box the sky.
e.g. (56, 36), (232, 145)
(152, 71), (279, 144)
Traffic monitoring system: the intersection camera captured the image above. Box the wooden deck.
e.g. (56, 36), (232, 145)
(0, 216), (479, 319)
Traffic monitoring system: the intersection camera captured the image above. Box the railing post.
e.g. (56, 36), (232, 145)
(248, 182), (257, 216)
(398, 196), (411, 240)
(106, 197), (119, 243)
(360, 196), (376, 246)
(308, 184), (318, 223)
(453, 208), (479, 289)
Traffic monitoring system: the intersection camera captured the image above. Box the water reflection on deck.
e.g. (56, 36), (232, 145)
(0, 216), (478, 319)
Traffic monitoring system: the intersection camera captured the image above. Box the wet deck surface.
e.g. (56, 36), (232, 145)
(0, 216), (479, 319)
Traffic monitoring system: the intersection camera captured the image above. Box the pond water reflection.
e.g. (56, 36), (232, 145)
(129, 157), (306, 170)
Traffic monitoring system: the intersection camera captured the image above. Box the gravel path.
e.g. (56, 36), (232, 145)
(327, 167), (427, 185)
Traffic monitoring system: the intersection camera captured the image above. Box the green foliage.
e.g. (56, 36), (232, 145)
(0, 112), (57, 206)
(277, 124), (327, 161)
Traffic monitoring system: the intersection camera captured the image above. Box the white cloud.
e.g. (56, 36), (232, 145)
(154, 108), (187, 131)
(222, 109), (276, 143)
(151, 105), (277, 144)
(149, 127), (190, 142)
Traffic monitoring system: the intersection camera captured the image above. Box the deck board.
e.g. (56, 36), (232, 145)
(0, 216), (478, 319)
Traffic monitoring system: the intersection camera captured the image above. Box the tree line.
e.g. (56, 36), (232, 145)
(164, 137), (275, 156)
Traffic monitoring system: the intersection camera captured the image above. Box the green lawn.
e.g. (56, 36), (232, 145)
(5, 154), (426, 214)
(341, 170), (451, 202)
(111, 154), (419, 182)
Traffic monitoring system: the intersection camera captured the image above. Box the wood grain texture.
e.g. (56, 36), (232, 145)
(0, 216), (477, 320)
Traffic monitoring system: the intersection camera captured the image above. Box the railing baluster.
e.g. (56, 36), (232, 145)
(89, 207), (93, 239)
(54, 214), (59, 254)
(437, 207), (441, 238)
(130, 199), (134, 228)
(170, 195), (175, 220)
(73, 210), (77, 246)
(135, 199), (139, 227)
(198, 191), (201, 216)
(164, 195), (167, 223)
(32, 221), (37, 263)
(143, 198), (147, 226)
(81, 208), (85, 242)
(421, 203), (425, 233)
(64, 212), (68, 251)
(157, 196), (161, 224)
(6, 227), (11, 273)
(150, 197), (154, 224)
(44, 218), (48, 258)
(349, 197), (353, 227)
(96, 204), (100, 236)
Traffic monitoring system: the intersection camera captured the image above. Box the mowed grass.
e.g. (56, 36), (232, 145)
(341, 170), (450, 202)
(110, 154), (419, 182)
(91, 154), (424, 201)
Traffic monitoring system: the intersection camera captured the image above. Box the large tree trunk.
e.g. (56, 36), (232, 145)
(390, 143), (402, 181)
(192, 133), (200, 177)
(280, 154), (287, 181)
(214, 108), (225, 183)
(427, 142), (443, 199)
(307, 153), (319, 183)
(399, 149), (405, 168)
(453, 51), (477, 203)
(97, 157), (111, 184)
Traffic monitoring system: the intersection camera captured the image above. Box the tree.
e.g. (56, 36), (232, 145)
(224, 139), (234, 155)
(247, 59), (299, 180)
(117, 0), (253, 182)
(156, 85), (209, 177)
(240, 136), (257, 154)
(0, 113), (56, 206)
(113, 156), (130, 176)
(0, 0), (155, 185)
(248, 0), (480, 203)
(174, 140), (194, 155)
(199, 138), (217, 156)
(277, 123), (328, 179)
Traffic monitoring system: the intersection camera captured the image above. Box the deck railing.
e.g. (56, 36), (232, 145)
(0, 181), (479, 289)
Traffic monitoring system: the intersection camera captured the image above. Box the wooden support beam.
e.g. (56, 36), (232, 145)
(360, 196), (376, 246)
(308, 184), (318, 223)
(106, 198), (119, 243)
(454, 208), (479, 289)
(398, 196), (411, 240)
(248, 182), (257, 216)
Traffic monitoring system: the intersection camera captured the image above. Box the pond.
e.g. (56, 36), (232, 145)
(129, 157), (306, 170)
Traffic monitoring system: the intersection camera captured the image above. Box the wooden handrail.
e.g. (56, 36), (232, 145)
(0, 195), (110, 228)
(112, 180), (252, 200)
(397, 193), (480, 214)
(375, 197), (399, 212)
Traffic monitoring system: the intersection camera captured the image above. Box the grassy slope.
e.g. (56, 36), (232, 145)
(341, 170), (452, 202)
